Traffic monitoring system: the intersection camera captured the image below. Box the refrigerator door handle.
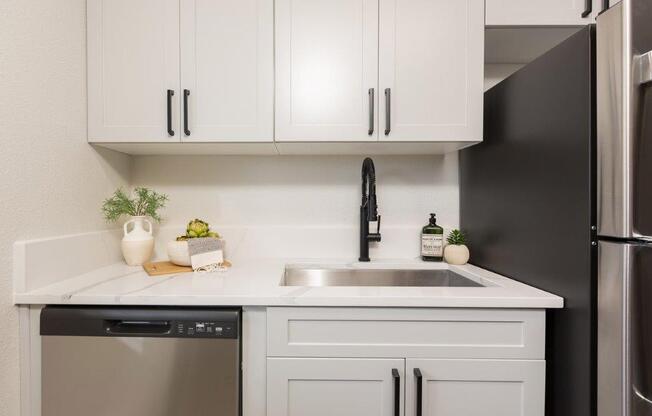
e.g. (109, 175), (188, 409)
(636, 51), (652, 85)
(634, 386), (652, 405)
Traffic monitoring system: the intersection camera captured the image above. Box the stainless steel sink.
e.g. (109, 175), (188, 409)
(282, 266), (484, 287)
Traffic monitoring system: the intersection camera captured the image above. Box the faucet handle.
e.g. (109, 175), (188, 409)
(368, 215), (382, 243)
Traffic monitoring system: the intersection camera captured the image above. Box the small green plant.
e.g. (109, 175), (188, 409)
(446, 229), (467, 246)
(176, 219), (220, 241)
(101, 187), (168, 223)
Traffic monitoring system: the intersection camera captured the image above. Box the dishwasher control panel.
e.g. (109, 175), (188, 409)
(174, 320), (237, 338)
(40, 307), (240, 339)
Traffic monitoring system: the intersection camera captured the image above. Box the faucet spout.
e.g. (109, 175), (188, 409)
(359, 157), (381, 262)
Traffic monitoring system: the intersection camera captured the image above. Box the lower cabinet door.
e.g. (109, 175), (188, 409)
(405, 359), (545, 416)
(268, 358), (404, 416)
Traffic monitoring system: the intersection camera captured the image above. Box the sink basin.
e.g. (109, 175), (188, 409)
(282, 266), (484, 287)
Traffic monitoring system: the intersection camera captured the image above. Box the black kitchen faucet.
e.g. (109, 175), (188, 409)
(359, 157), (381, 262)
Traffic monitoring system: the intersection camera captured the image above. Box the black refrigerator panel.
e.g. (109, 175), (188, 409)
(460, 27), (596, 416)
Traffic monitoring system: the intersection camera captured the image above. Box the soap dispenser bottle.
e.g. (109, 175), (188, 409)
(421, 213), (444, 261)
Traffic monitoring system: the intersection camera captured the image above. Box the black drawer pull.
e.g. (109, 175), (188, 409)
(392, 368), (400, 416)
(414, 368), (423, 416)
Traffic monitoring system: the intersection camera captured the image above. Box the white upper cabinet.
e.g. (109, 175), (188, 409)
(180, 0), (274, 142)
(88, 0), (273, 144)
(275, 0), (379, 142)
(486, 0), (602, 26)
(379, 0), (484, 142)
(87, 0), (180, 142)
(89, 0), (486, 152)
(275, 0), (484, 143)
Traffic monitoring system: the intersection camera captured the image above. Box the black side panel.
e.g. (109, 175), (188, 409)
(460, 27), (596, 416)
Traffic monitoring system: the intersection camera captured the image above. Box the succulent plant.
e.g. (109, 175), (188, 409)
(176, 219), (220, 241)
(187, 219), (209, 237)
(446, 229), (467, 246)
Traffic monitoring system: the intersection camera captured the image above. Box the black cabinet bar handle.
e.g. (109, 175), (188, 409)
(183, 89), (191, 136)
(581, 0), (592, 17)
(166, 89), (175, 137)
(414, 368), (423, 416)
(392, 368), (400, 416)
(368, 88), (375, 135)
(384, 88), (391, 136)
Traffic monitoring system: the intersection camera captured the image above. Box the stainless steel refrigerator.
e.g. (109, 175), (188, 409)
(460, 1), (652, 415)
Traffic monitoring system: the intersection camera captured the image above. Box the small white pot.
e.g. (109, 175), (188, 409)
(167, 241), (191, 266)
(121, 216), (154, 266)
(444, 244), (470, 265)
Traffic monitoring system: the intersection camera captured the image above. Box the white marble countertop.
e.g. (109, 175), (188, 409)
(13, 258), (563, 308)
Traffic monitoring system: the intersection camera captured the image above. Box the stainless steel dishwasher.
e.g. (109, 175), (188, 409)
(40, 306), (240, 416)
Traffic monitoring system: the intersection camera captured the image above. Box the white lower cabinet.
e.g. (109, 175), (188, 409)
(267, 358), (404, 416)
(264, 308), (547, 416)
(266, 358), (544, 416)
(405, 359), (545, 416)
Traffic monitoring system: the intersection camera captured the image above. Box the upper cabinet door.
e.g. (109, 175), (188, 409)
(486, 0), (599, 26)
(87, 0), (180, 142)
(379, 0), (484, 142)
(180, 0), (274, 142)
(275, 0), (379, 142)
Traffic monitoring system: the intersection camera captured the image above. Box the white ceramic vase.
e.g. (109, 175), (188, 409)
(121, 216), (154, 266)
(444, 244), (470, 265)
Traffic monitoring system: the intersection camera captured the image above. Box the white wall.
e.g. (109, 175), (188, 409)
(0, 1), (132, 413)
(133, 153), (460, 232)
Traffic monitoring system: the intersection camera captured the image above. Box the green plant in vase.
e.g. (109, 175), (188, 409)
(101, 187), (168, 223)
(443, 229), (470, 265)
(101, 187), (168, 266)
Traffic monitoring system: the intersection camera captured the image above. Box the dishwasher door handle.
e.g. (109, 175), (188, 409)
(105, 320), (172, 335)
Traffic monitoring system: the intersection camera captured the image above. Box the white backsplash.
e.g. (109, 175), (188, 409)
(133, 153), (460, 233)
(154, 225), (428, 262)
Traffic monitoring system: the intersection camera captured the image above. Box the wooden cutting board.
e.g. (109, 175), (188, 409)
(143, 261), (193, 276)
